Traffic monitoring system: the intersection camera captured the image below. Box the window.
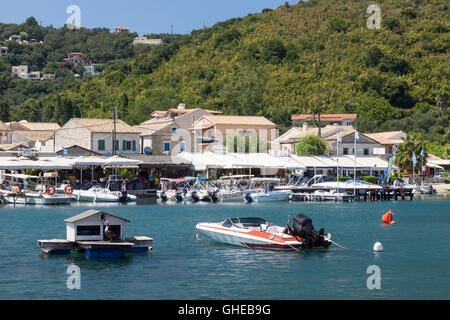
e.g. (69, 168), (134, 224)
(115, 140), (119, 151)
(364, 148), (369, 155)
(77, 226), (101, 236)
(132, 140), (136, 152)
(122, 140), (132, 151)
(98, 140), (105, 151)
(172, 128), (177, 134)
(180, 142), (185, 152)
(164, 142), (171, 152)
(343, 148), (349, 155)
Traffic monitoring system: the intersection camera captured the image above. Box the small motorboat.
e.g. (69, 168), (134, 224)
(72, 185), (136, 203)
(244, 178), (292, 203)
(196, 214), (332, 250)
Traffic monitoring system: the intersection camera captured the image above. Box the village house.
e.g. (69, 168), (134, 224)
(291, 113), (358, 127)
(192, 115), (278, 152)
(11, 65), (29, 78)
(135, 118), (191, 155)
(274, 123), (354, 156)
(42, 74), (56, 80)
(0, 47), (8, 56)
(53, 118), (141, 156)
(63, 52), (85, 64)
(83, 65), (99, 76)
(133, 37), (163, 46)
(365, 131), (406, 159)
(114, 27), (130, 33)
(149, 104), (222, 128)
(9, 121), (61, 149)
(8, 35), (22, 44)
(0, 121), (12, 144)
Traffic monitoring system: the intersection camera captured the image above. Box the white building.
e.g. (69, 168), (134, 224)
(54, 118), (142, 155)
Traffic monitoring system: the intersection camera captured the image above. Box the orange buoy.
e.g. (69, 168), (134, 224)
(382, 209), (395, 224)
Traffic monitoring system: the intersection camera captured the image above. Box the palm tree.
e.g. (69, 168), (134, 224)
(394, 135), (427, 173)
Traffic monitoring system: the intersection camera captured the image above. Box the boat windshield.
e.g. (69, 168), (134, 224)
(223, 217), (270, 228)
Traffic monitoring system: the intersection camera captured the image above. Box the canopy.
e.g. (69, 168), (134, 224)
(0, 157), (73, 170)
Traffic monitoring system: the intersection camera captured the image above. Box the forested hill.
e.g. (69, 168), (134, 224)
(2, 0), (449, 155)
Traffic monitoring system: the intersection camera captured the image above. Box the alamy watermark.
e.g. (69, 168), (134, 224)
(366, 4), (381, 30)
(66, 264), (81, 290)
(366, 265), (381, 290)
(66, 5), (82, 30)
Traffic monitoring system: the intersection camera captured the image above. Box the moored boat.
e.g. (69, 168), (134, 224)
(244, 178), (292, 202)
(196, 214), (332, 250)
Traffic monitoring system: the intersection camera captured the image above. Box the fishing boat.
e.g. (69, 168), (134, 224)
(196, 214), (332, 250)
(244, 178), (292, 203)
(0, 173), (72, 205)
(38, 209), (153, 258)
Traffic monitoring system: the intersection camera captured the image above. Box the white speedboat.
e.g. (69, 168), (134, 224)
(72, 185), (136, 202)
(244, 178), (292, 203)
(1, 191), (72, 205)
(218, 175), (254, 202)
(0, 173), (72, 205)
(196, 214), (332, 250)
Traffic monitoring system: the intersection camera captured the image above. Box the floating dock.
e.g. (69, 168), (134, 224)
(37, 209), (154, 259)
(38, 237), (153, 258)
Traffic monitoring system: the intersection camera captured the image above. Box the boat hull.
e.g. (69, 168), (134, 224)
(244, 190), (292, 203)
(196, 223), (303, 250)
(4, 194), (72, 205)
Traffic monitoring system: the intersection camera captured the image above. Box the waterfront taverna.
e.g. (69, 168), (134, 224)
(38, 209), (153, 258)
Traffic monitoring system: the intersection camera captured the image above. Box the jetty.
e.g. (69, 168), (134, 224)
(37, 210), (153, 258)
(285, 186), (415, 201)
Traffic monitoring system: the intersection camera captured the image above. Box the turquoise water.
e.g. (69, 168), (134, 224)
(0, 197), (449, 300)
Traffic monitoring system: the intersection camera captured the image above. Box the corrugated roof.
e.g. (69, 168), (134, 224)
(64, 210), (130, 223)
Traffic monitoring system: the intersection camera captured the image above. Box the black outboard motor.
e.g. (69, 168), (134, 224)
(209, 190), (220, 203)
(291, 214), (331, 249)
(161, 191), (168, 202)
(118, 190), (128, 203)
(175, 191), (183, 202)
(244, 192), (253, 203)
(191, 191), (200, 203)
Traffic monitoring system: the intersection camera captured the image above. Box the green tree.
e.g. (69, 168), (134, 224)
(394, 135), (427, 172)
(0, 102), (10, 122)
(295, 135), (328, 156)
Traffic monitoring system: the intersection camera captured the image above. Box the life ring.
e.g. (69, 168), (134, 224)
(64, 185), (74, 195)
(46, 185), (56, 196)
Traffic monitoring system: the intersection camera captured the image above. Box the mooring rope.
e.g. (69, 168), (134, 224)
(329, 239), (347, 249)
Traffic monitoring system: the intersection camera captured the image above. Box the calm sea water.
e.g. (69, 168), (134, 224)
(0, 196), (448, 300)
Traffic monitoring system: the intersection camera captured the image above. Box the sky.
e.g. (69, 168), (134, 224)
(0, 0), (291, 35)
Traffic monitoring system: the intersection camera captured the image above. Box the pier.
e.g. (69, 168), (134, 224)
(283, 186), (415, 202)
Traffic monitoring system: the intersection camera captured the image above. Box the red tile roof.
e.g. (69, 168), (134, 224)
(292, 114), (358, 121)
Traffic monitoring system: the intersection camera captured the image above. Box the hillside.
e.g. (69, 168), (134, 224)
(2, 0), (450, 156)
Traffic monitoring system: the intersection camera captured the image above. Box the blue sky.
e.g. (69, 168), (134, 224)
(0, 0), (290, 35)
